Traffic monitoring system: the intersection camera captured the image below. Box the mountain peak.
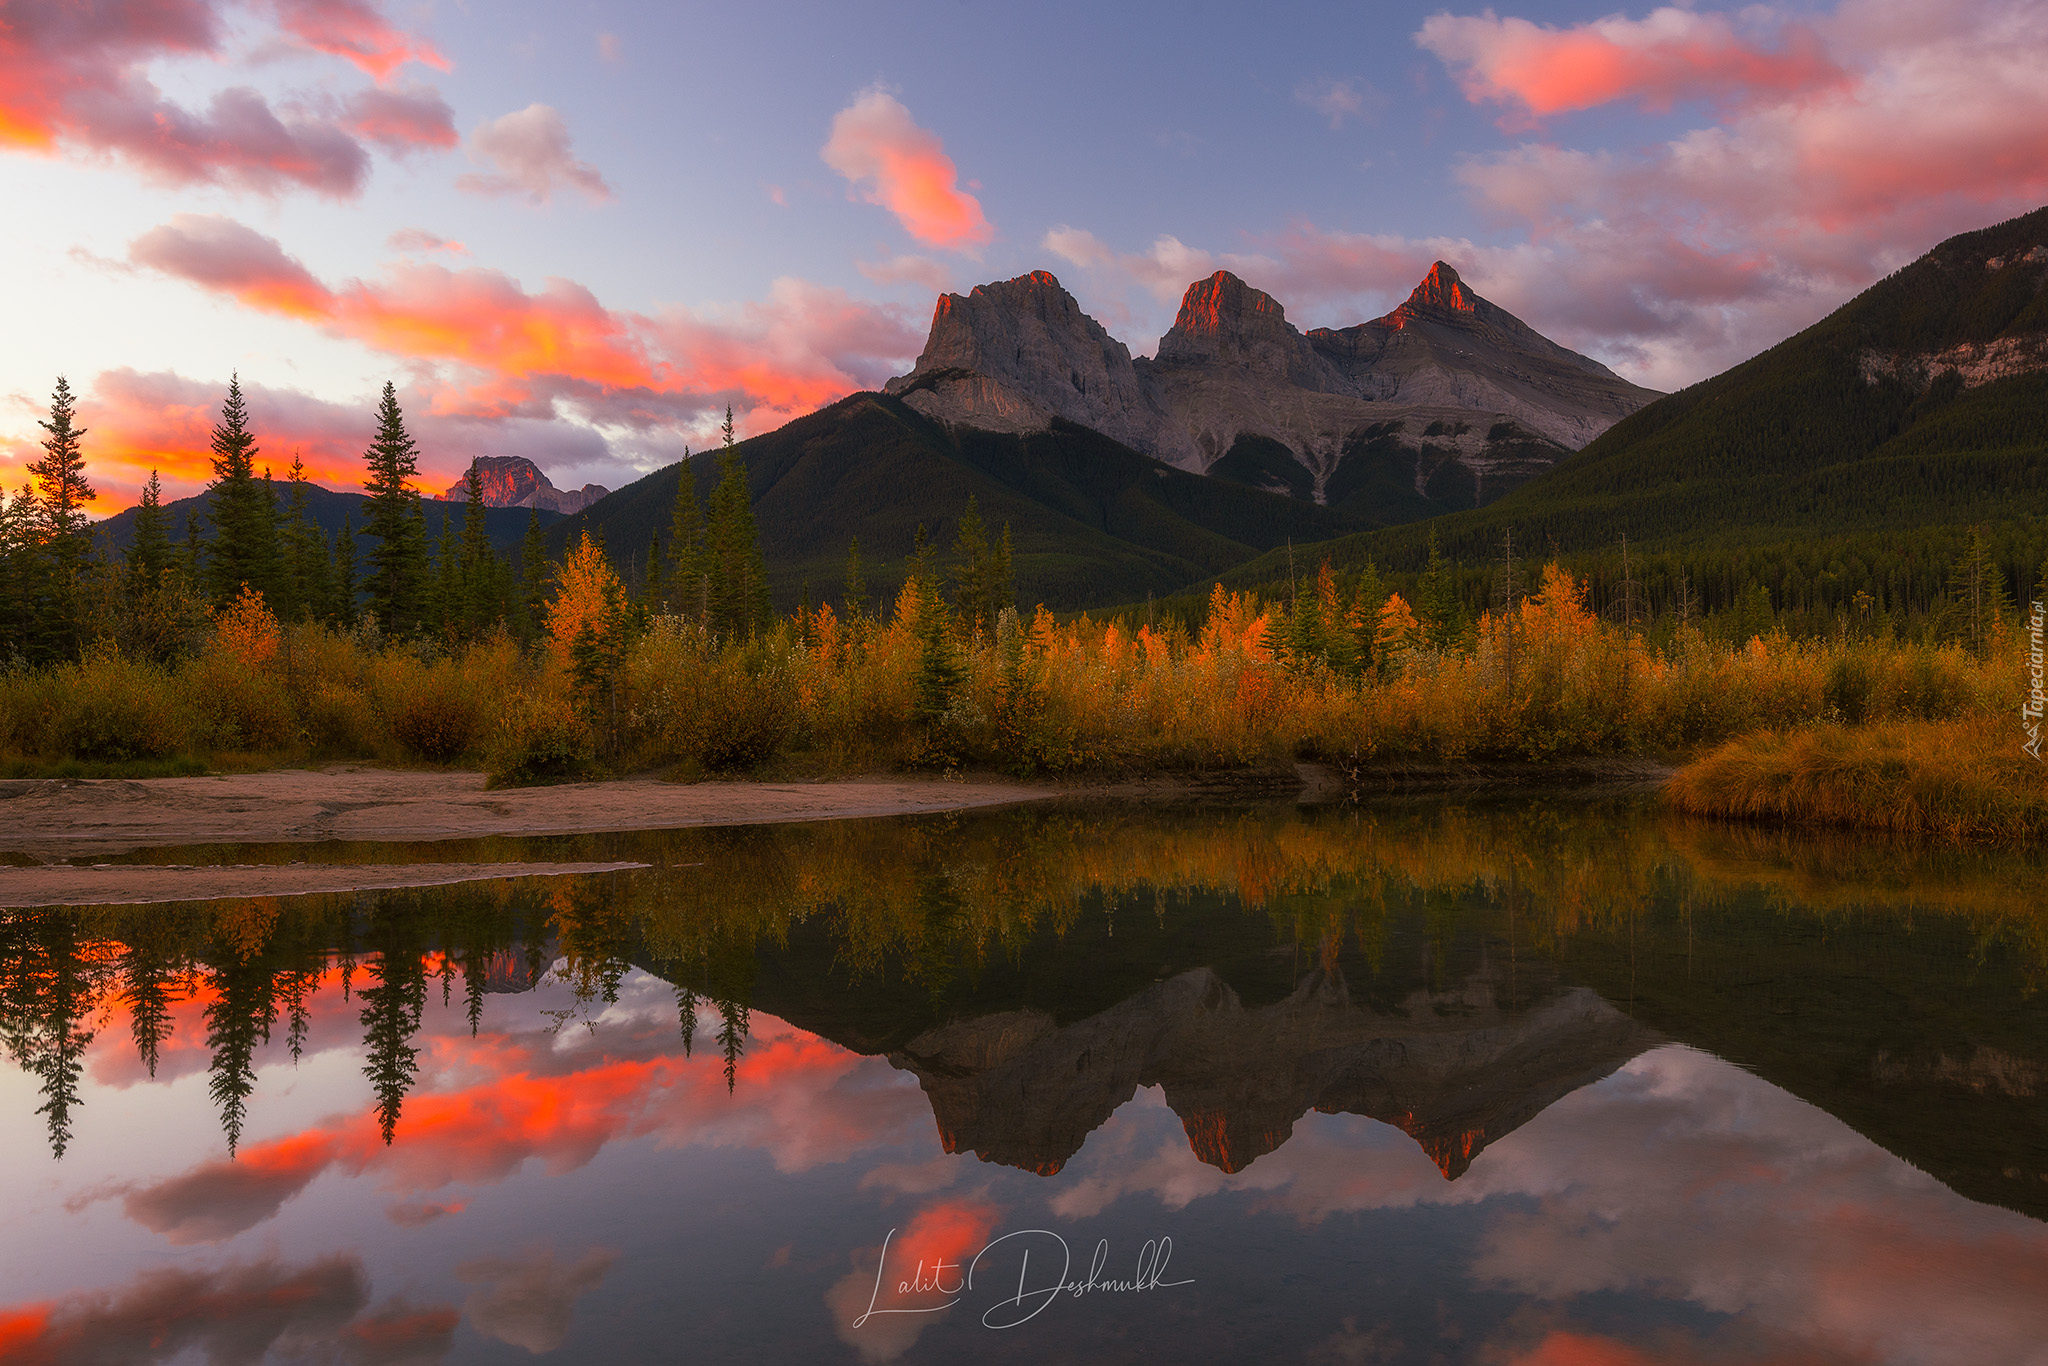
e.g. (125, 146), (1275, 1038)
(442, 455), (607, 515)
(1173, 271), (1288, 336)
(1403, 261), (1477, 316)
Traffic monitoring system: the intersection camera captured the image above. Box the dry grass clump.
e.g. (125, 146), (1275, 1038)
(1665, 717), (2048, 840)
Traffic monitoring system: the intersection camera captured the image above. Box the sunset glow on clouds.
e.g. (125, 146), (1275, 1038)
(1, 0), (2043, 505)
(1416, 6), (1849, 123)
(0, 0), (447, 194)
(822, 89), (994, 255)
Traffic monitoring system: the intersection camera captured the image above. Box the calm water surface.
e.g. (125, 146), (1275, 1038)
(3, 798), (2046, 1364)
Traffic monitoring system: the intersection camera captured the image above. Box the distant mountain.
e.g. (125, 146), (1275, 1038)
(441, 455), (608, 515)
(885, 264), (1659, 513)
(545, 391), (1378, 611)
(93, 482), (562, 563)
(1212, 203), (2048, 597)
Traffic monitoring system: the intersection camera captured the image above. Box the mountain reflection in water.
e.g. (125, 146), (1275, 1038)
(2, 799), (2046, 1364)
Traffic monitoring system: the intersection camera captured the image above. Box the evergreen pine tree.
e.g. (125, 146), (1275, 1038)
(0, 485), (36, 660)
(278, 453), (328, 621)
(1415, 528), (1466, 652)
(429, 513), (459, 639)
(950, 496), (994, 641)
(203, 376), (279, 606)
(704, 408), (769, 637)
(665, 449), (705, 620)
(180, 510), (203, 582)
(1350, 560), (1387, 679)
(331, 517), (359, 627)
(1939, 525), (2016, 655)
(843, 536), (867, 622)
(125, 470), (172, 595)
(518, 508), (549, 639)
(457, 461), (499, 638)
(360, 383), (430, 634)
(28, 376), (97, 660)
(907, 525), (962, 725)
(992, 522), (1015, 619)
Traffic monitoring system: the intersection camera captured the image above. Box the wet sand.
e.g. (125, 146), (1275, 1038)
(0, 860), (650, 909)
(0, 767), (1057, 861)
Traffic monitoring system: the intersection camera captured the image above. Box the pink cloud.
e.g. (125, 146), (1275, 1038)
(124, 215), (921, 445)
(344, 84), (457, 153)
(0, 1254), (453, 1366)
(270, 0), (446, 82)
(822, 88), (994, 254)
(0, 0), (448, 194)
(386, 229), (466, 255)
(1416, 6), (1849, 124)
(456, 104), (610, 204)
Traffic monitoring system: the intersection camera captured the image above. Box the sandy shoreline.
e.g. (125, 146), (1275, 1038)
(0, 767), (1057, 860)
(0, 860), (651, 909)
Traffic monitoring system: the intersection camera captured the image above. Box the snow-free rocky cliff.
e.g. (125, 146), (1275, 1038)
(885, 264), (1661, 507)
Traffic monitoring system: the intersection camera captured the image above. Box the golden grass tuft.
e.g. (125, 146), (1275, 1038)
(1664, 717), (2048, 840)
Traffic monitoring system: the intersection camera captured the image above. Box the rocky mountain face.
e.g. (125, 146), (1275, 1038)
(885, 264), (1660, 513)
(888, 964), (1658, 1179)
(444, 456), (608, 515)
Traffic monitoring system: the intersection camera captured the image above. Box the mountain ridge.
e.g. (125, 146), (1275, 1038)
(886, 262), (1661, 510)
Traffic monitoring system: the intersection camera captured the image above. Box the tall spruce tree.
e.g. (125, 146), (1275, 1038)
(203, 376), (279, 606)
(278, 453), (329, 621)
(1414, 528), (1467, 652)
(665, 449), (704, 620)
(703, 408), (768, 637)
(360, 383), (430, 634)
(124, 470), (172, 595)
(1938, 525), (2015, 656)
(0, 484), (38, 661)
(457, 462), (500, 638)
(950, 496), (994, 641)
(518, 508), (549, 639)
(331, 517), (359, 627)
(29, 376), (96, 660)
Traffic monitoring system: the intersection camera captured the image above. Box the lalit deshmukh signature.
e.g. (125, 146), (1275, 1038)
(851, 1227), (1194, 1331)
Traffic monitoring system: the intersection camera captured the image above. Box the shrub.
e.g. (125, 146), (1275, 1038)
(484, 693), (598, 787)
(380, 659), (485, 761)
(686, 641), (797, 772)
(182, 654), (296, 751)
(46, 653), (188, 761)
(301, 682), (375, 757)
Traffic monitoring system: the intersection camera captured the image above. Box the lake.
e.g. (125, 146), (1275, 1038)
(3, 796), (2045, 1364)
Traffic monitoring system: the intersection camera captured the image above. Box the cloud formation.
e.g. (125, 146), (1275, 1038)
(456, 104), (611, 204)
(124, 214), (921, 457)
(822, 89), (993, 253)
(1417, 6), (1847, 123)
(1293, 77), (1381, 129)
(271, 0), (449, 82)
(0, 0), (448, 194)
(0, 1255), (454, 1366)
(1047, 1), (2048, 391)
(457, 1246), (616, 1354)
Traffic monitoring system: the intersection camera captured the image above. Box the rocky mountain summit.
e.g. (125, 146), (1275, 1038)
(888, 965), (1657, 1178)
(885, 264), (1660, 512)
(444, 456), (608, 515)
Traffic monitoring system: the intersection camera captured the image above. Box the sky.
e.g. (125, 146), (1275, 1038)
(4, 0), (2047, 513)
